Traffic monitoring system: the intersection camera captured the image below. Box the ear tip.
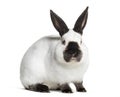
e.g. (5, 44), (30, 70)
(86, 6), (89, 11)
(50, 10), (53, 14)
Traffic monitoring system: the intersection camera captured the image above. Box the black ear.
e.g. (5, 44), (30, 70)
(73, 7), (88, 35)
(50, 10), (69, 37)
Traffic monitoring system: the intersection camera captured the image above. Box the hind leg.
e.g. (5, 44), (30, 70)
(25, 83), (50, 93)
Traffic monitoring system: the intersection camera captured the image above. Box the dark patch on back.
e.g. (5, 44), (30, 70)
(47, 36), (60, 40)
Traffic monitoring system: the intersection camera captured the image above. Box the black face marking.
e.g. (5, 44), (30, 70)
(26, 84), (50, 93)
(67, 42), (79, 49)
(63, 42), (82, 62)
(60, 83), (72, 93)
(74, 82), (86, 92)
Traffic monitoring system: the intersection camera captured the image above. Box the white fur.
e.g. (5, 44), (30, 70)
(20, 30), (89, 89)
(68, 82), (77, 93)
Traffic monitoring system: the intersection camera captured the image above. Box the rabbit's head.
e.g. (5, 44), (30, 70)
(50, 7), (88, 64)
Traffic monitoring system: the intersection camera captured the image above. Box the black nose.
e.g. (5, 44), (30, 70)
(67, 42), (79, 49)
(66, 49), (80, 57)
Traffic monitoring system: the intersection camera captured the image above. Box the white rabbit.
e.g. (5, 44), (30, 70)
(20, 7), (89, 93)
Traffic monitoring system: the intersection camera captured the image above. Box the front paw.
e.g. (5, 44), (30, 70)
(77, 87), (86, 92)
(60, 83), (72, 93)
(74, 82), (87, 92)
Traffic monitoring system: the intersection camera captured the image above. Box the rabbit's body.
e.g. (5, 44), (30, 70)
(20, 33), (89, 89)
(20, 7), (89, 93)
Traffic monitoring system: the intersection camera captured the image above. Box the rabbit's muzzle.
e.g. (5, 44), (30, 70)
(63, 42), (83, 62)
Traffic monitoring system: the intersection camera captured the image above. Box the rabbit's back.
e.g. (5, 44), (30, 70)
(20, 35), (60, 88)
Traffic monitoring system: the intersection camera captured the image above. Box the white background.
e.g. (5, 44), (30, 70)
(0, 0), (120, 97)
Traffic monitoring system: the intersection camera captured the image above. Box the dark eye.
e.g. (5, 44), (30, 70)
(62, 40), (66, 45)
(80, 41), (82, 44)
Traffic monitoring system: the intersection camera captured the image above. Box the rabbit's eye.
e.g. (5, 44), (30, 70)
(62, 40), (66, 45)
(80, 41), (82, 44)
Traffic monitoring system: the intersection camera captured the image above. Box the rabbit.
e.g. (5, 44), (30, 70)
(20, 7), (89, 93)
